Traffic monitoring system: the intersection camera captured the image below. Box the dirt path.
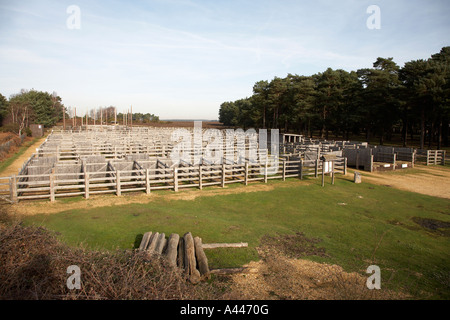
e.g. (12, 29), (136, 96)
(360, 165), (450, 199)
(0, 136), (47, 177)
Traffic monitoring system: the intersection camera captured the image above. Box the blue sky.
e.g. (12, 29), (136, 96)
(0, 0), (449, 120)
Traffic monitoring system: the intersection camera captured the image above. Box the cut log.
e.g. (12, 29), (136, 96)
(146, 232), (159, 253)
(202, 242), (248, 249)
(138, 232), (152, 251)
(177, 237), (185, 269)
(194, 236), (210, 280)
(183, 232), (201, 284)
(165, 233), (180, 267)
(154, 233), (166, 254)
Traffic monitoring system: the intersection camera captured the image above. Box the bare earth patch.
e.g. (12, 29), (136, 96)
(224, 247), (408, 300)
(358, 165), (450, 199)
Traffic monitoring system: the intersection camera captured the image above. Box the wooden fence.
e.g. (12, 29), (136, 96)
(0, 157), (347, 203)
(416, 150), (446, 166)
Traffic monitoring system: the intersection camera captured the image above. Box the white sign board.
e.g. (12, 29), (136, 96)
(324, 161), (332, 173)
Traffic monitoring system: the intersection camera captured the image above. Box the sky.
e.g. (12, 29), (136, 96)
(0, 0), (449, 120)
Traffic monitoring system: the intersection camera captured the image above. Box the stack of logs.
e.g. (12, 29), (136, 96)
(138, 231), (211, 284)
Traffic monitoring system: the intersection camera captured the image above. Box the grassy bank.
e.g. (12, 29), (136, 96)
(0, 137), (39, 174)
(22, 176), (450, 299)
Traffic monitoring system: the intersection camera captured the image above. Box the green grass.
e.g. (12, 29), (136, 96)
(22, 176), (450, 299)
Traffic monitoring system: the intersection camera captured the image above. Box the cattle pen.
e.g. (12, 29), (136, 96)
(0, 125), (445, 204)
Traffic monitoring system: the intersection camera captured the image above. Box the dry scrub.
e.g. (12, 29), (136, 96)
(0, 214), (224, 300)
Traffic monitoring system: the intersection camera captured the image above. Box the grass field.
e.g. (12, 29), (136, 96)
(21, 174), (450, 299)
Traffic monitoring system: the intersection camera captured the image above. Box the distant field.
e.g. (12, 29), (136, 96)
(22, 173), (450, 299)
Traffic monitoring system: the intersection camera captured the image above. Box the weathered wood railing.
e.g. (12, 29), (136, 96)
(0, 157), (348, 203)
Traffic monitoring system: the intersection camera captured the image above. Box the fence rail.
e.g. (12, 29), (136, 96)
(0, 157), (347, 203)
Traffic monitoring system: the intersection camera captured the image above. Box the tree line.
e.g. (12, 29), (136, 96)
(219, 47), (450, 149)
(0, 89), (64, 136)
(0, 89), (160, 136)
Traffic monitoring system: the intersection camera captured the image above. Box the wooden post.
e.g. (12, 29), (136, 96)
(139, 232), (152, 251)
(299, 159), (303, 180)
(315, 158), (319, 178)
(194, 236), (211, 280)
(50, 173), (55, 202)
(199, 165), (203, 190)
(84, 172), (90, 199)
(165, 233), (180, 267)
(426, 150), (430, 166)
(221, 163), (226, 187)
(282, 160), (286, 181)
(177, 237), (185, 269)
(173, 168), (178, 192)
(244, 162), (248, 186)
(264, 161), (268, 183)
(321, 160), (325, 187)
(116, 170), (121, 196)
(434, 150), (438, 165)
(184, 232), (201, 284)
(442, 150), (446, 166)
(145, 168), (150, 194)
(343, 157), (347, 175)
(331, 161), (335, 185)
(10, 175), (17, 203)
